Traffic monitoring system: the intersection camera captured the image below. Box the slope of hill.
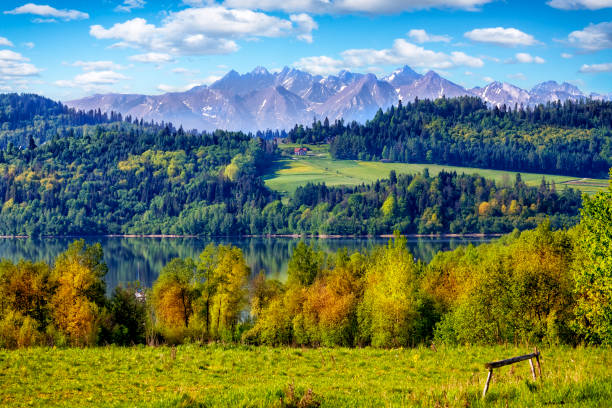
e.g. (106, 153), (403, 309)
(0, 93), (114, 147)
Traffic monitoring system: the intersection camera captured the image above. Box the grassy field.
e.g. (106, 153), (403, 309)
(267, 144), (609, 195)
(0, 345), (610, 407)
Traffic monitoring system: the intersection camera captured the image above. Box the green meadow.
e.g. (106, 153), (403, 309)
(1, 345), (610, 407)
(266, 144), (608, 195)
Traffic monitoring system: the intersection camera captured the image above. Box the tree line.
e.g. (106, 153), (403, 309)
(1, 175), (610, 348)
(0, 123), (583, 236)
(287, 97), (612, 177)
(264, 170), (581, 235)
(0, 122), (278, 236)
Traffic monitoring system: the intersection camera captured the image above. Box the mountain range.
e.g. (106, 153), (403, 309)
(65, 66), (611, 132)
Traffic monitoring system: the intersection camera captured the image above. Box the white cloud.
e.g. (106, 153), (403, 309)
(508, 52), (545, 64)
(464, 27), (538, 47)
(408, 29), (451, 43)
(482, 76), (494, 82)
(73, 71), (128, 85)
(157, 83), (199, 92)
(129, 52), (174, 63)
(567, 22), (612, 52)
(0, 37), (13, 47)
(182, 0), (211, 5)
(115, 0), (146, 12)
(73, 60), (127, 71)
(579, 62), (612, 73)
(157, 75), (220, 92)
(294, 38), (483, 76)
(547, 0), (612, 10)
(290, 14), (318, 43)
(561, 52), (573, 58)
(0, 49), (42, 77)
(172, 67), (200, 75)
(32, 18), (57, 23)
(222, 0), (495, 14)
(55, 70), (129, 93)
(293, 56), (347, 76)
(90, 7), (316, 56)
(508, 72), (527, 81)
(4, 3), (89, 21)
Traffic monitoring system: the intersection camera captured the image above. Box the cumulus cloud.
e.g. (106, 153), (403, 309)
(0, 49), (42, 78)
(90, 7), (316, 56)
(4, 3), (89, 21)
(222, 0), (495, 14)
(115, 0), (146, 12)
(293, 56), (348, 76)
(507, 52), (546, 64)
(55, 70), (129, 93)
(547, 0), (612, 9)
(408, 29), (451, 43)
(157, 75), (221, 92)
(56, 59), (130, 92)
(294, 38), (483, 76)
(561, 52), (573, 58)
(72, 60), (127, 71)
(73, 71), (128, 85)
(567, 22), (612, 52)
(579, 62), (612, 73)
(482, 76), (494, 82)
(464, 27), (538, 46)
(0, 37), (13, 47)
(290, 14), (318, 43)
(129, 52), (174, 63)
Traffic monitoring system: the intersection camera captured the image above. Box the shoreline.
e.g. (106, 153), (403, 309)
(0, 233), (502, 239)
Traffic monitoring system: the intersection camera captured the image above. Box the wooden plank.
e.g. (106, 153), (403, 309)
(484, 352), (539, 369)
(534, 347), (542, 378)
(529, 358), (536, 380)
(482, 369), (493, 398)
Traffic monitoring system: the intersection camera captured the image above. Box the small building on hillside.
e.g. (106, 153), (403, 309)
(294, 147), (308, 156)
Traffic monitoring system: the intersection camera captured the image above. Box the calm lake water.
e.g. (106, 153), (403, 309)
(0, 236), (492, 292)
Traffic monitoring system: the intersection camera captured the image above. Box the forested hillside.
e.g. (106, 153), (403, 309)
(0, 93), (597, 236)
(288, 97), (612, 177)
(0, 122), (276, 235)
(0, 93), (120, 148)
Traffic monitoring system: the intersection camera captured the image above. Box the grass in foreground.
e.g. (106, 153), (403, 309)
(0, 345), (610, 407)
(266, 146), (608, 195)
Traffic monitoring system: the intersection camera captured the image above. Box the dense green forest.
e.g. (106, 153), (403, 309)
(0, 126), (581, 235)
(0, 93), (605, 236)
(0, 93), (123, 148)
(0, 121), (276, 235)
(287, 97), (612, 177)
(1, 174), (610, 348)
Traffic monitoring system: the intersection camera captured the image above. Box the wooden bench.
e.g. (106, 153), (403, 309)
(482, 347), (542, 398)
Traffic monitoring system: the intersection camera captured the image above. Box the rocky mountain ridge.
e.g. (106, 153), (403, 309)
(65, 66), (610, 131)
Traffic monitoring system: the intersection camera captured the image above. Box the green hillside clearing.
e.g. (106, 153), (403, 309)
(266, 144), (608, 195)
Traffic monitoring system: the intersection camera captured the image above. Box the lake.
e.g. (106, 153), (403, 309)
(0, 236), (493, 292)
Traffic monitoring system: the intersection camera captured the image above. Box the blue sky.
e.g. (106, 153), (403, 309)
(0, 0), (611, 100)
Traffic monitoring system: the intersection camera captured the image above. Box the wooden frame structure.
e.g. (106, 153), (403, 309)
(482, 347), (542, 398)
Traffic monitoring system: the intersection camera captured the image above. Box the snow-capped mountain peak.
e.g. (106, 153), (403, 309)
(65, 66), (603, 132)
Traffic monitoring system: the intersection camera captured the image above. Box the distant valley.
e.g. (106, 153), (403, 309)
(65, 66), (611, 132)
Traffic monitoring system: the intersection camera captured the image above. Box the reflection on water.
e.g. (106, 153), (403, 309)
(0, 236), (492, 292)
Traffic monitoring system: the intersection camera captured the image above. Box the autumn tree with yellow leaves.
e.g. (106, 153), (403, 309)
(50, 240), (108, 346)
